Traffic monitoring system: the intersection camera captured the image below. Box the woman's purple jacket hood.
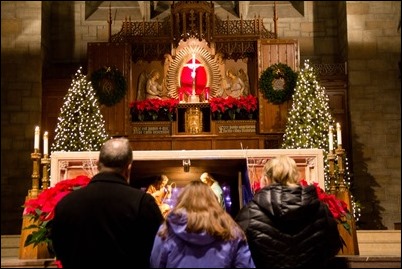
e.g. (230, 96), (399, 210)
(150, 210), (255, 268)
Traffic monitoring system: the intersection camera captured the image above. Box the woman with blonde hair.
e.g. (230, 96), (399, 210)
(235, 155), (342, 268)
(150, 180), (255, 268)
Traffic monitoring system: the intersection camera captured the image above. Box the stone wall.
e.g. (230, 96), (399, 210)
(345, 1), (401, 229)
(1, 1), (43, 234)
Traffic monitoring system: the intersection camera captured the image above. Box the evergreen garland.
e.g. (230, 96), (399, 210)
(91, 66), (127, 107)
(259, 63), (298, 104)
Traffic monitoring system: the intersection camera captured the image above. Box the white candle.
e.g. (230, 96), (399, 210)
(336, 122), (342, 146)
(43, 131), (48, 155)
(328, 126), (334, 151)
(34, 126), (40, 150)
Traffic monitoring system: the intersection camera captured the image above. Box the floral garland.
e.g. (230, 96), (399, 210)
(259, 63), (298, 104)
(91, 66), (127, 107)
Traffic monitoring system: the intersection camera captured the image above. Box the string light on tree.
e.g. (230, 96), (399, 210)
(281, 59), (360, 222)
(51, 67), (109, 153)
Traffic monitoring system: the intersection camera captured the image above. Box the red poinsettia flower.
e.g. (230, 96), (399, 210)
(22, 175), (91, 249)
(209, 95), (257, 113)
(300, 179), (351, 233)
(130, 98), (179, 113)
(129, 98), (179, 121)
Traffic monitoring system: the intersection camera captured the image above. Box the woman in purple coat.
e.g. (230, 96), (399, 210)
(150, 180), (255, 268)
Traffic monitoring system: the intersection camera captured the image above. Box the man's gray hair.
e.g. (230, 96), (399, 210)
(98, 138), (133, 172)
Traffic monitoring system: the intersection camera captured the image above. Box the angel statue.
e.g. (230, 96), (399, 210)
(224, 69), (247, 99)
(238, 68), (250, 96)
(136, 70), (163, 101)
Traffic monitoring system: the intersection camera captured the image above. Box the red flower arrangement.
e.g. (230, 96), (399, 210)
(209, 94), (258, 120)
(23, 175), (91, 249)
(300, 179), (351, 233)
(129, 98), (179, 121)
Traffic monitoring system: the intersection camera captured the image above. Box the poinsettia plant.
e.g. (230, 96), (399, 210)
(300, 179), (351, 233)
(209, 94), (258, 120)
(22, 175), (91, 249)
(129, 98), (179, 121)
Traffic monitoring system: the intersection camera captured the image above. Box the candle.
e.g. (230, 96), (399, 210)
(205, 87), (209, 100)
(43, 131), (48, 155)
(328, 126), (334, 152)
(336, 122), (342, 146)
(34, 126), (40, 150)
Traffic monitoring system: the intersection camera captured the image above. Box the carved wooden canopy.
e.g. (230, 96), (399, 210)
(110, 1), (275, 62)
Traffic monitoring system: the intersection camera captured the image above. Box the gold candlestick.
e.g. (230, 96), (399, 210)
(327, 151), (337, 194)
(41, 154), (51, 190)
(29, 149), (41, 198)
(335, 146), (346, 192)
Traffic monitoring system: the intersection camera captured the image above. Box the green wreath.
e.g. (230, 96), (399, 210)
(259, 63), (298, 104)
(91, 66), (127, 107)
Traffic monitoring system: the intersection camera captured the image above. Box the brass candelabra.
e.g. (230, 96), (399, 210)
(328, 144), (347, 192)
(41, 154), (51, 190)
(29, 149), (41, 199)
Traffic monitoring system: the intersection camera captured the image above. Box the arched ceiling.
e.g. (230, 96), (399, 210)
(85, 1), (304, 22)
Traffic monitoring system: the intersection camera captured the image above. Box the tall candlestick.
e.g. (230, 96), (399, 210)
(336, 122), (342, 146)
(34, 126), (40, 150)
(43, 131), (48, 155)
(328, 126), (334, 151)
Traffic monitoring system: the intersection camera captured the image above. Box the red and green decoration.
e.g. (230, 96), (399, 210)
(91, 66), (127, 107)
(259, 63), (298, 104)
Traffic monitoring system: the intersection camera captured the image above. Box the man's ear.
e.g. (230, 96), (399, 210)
(96, 160), (101, 171)
(126, 163), (132, 183)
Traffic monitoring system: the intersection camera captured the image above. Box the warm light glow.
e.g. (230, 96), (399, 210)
(43, 131), (48, 155)
(328, 126), (333, 152)
(336, 122), (342, 146)
(34, 126), (40, 150)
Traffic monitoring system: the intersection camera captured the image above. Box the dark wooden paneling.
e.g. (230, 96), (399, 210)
(42, 78), (73, 147)
(87, 42), (132, 137)
(319, 75), (350, 154)
(257, 39), (299, 134)
(214, 138), (260, 149)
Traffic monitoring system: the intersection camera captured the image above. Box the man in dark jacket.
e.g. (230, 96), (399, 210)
(235, 155), (342, 268)
(50, 138), (164, 268)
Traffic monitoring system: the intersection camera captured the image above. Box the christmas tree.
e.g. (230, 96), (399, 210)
(281, 59), (360, 221)
(282, 59), (335, 165)
(51, 67), (109, 152)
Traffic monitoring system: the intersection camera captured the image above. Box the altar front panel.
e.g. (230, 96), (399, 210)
(50, 149), (324, 188)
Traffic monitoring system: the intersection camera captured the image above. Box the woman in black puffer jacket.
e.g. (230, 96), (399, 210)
(235, 155), (342, 269)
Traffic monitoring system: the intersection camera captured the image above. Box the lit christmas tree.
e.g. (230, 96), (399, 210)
(281, 59), (360, 221)
(51, 67), (109, 152)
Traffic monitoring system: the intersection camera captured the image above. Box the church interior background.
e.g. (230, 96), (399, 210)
(1, 1), (400, 239)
